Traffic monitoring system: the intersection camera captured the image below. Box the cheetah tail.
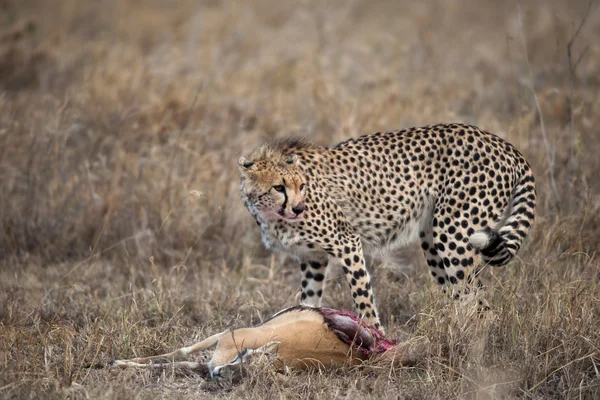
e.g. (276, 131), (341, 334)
(469, 170), (536, 266)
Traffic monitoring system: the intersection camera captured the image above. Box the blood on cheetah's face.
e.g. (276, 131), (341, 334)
(238, 155), (307, 223)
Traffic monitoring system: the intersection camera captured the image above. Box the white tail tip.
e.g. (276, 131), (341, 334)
(469, 231), (491, 249)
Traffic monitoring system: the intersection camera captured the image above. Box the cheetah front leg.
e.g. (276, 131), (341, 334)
(289, 190), (382, 328)
(329, 235), (382, 330)
(298, 253), (329, 307)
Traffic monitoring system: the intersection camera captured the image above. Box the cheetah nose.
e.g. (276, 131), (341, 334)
(292, 203), (306, 215)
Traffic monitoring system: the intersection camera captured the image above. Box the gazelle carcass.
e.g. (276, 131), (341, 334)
(109, 305), (415, 379)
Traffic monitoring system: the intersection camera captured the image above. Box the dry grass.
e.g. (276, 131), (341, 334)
(1, 0), (599, 398)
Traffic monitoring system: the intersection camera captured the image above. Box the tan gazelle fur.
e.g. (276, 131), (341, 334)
(109, 305), (410, 379)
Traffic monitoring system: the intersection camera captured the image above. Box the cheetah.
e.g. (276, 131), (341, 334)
(239, 123), (536, 328)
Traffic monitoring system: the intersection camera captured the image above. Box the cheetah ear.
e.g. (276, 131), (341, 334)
(238, 156), (254, 171)
(286, 155), (298, 165)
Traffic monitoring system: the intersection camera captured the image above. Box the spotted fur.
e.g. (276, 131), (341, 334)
(239, 123), (536, 328)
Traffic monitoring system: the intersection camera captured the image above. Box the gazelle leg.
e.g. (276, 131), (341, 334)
(109, 331), (226, 367)
(110, 360), (203, 370)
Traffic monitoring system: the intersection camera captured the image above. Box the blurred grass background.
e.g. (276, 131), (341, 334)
(0, 0), (599, 398)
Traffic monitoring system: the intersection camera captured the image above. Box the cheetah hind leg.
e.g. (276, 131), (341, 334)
(421, 228), (490, 314)
(470, 273), (492, 315)
(450, 273), (492, 315)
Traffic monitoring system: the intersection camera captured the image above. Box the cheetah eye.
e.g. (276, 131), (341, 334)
(300, 184), (305, 191)
(273, 185), (285, 192)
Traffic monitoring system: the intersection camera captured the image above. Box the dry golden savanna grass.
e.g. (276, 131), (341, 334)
(1, 0), (599, 398)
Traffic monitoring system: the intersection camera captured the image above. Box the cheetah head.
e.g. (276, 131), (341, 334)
(238, 154), (307, 223)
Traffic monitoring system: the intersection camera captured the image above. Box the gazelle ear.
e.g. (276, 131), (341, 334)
(238, 156), (254, 171)
(286, 155), (298, 165)
(260, 341), (280, 356)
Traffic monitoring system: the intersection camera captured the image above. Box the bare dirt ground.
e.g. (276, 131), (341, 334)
(1, 0), (599, 398)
